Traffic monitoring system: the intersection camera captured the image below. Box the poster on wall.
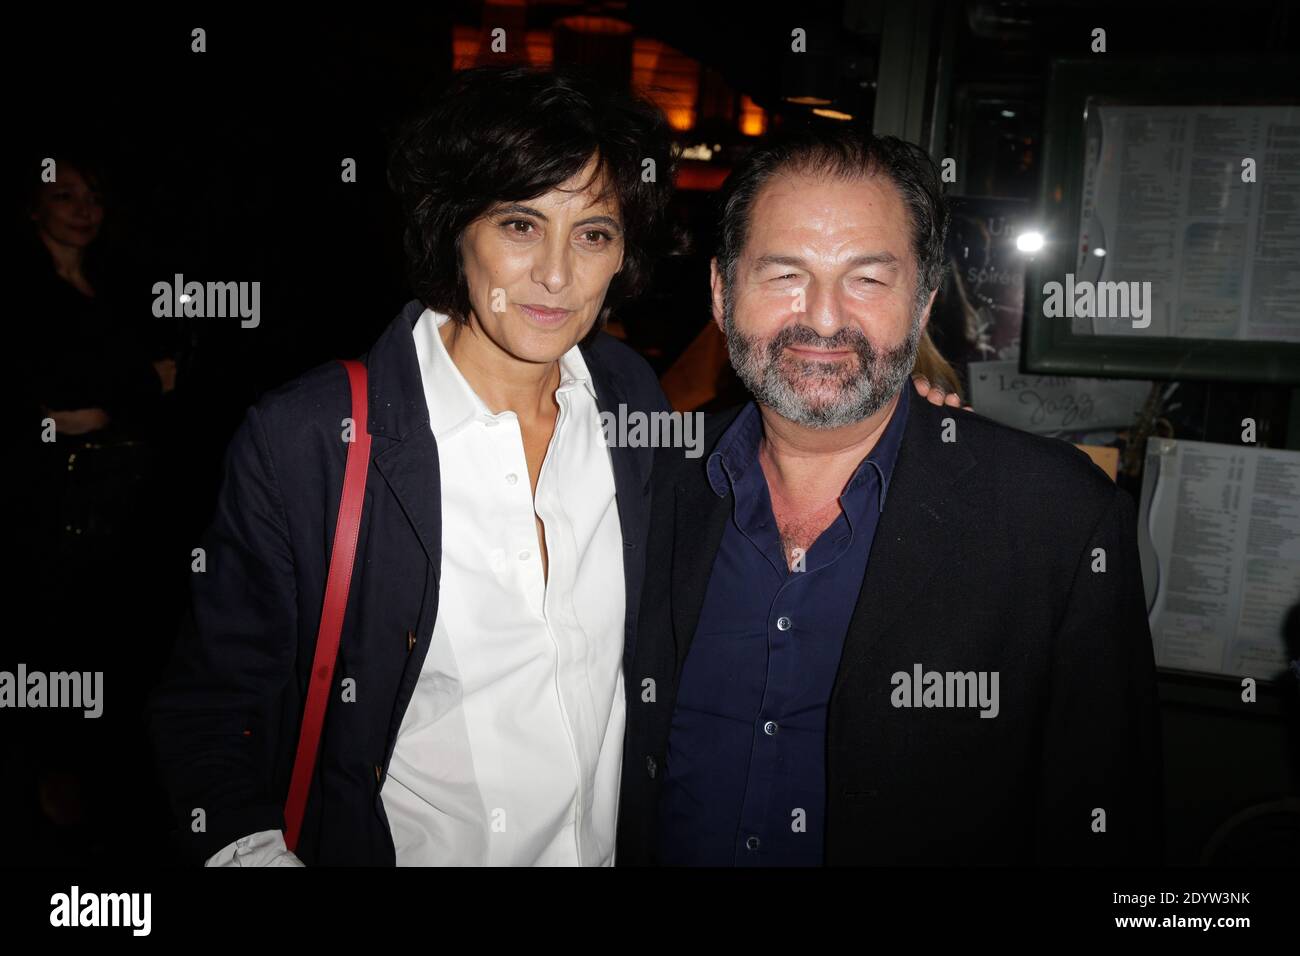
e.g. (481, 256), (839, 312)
(938, 197), (1154, 435)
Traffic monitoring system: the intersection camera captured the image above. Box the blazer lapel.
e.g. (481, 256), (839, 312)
(669, 472), (732, 680)
(833, 400), (979, 691)
(363, 302), (443, 579)
(586, 356), (654, 671)
(665, 403), (756, 677)
(372, 431), (442, 576)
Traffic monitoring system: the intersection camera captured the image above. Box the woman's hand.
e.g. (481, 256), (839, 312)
(45, 407), (112, 435)
(912, 374), (972, 410)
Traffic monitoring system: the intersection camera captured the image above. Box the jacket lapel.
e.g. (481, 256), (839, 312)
(372, 431), (442, 575)
(363, 301), (443, 579)
(668, 408), (743, 678)
(586, 358), (654, 670)
(831, 399), (978, 695)
(670, 478), (731, 679)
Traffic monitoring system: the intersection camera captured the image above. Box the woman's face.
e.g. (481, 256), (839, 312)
(458, 154), (625, 365)
(31, 166), (104, 248)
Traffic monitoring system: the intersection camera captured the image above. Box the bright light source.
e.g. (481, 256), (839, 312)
(179, 294), (192, 303)
(1093, 247), (1106, 257)
(1001, 109), (1016, 118)
(1015, 231), (1045, 253)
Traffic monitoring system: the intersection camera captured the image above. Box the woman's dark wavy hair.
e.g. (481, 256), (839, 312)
(388, 65), (677, 331)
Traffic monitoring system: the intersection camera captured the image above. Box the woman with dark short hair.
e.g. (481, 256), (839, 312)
(150, 66), (680, 867)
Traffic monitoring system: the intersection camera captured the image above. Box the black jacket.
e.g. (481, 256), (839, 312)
(18, 238), (170, 431)
(150, 299), (668, 865)
(617, 396), (1164, 865)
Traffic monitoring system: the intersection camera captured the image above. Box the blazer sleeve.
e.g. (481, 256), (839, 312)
(1035, 485), (1164, 865)
(149, 404), (300, 864)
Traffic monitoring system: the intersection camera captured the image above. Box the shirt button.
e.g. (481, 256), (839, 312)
(518, 550), (530, 561)
(764, 721), (779, 735)
(746, 836), (760, 851)
(505, 473), (518, 485)
(776, 616), (792, 631)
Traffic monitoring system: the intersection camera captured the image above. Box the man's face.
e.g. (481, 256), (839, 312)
(458, 154), (625, 365)
(713, 170), (933, 429)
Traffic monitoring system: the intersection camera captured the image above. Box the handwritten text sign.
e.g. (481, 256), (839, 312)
(968, 359), (1151, 434)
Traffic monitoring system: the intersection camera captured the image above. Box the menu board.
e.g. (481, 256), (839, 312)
(1074, 104), (1300, 343)
(1138, 438), (1300, 681)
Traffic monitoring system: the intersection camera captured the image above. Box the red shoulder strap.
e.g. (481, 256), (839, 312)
(283, 358), (372, 854)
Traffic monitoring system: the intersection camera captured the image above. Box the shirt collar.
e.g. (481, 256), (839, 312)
(412, 307), (598, 439)
(706, 381), (910, 513)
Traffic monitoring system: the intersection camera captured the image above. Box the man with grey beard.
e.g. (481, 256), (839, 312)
(615, 127), (1162, 867)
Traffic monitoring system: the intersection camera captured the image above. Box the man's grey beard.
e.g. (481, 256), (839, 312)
(723, 293), (925, 429)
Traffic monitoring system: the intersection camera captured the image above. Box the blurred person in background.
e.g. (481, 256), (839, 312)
(14, 151), (178, 863)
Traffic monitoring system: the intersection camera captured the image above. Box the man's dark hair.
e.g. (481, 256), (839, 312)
(388, 65), (676, 329)
(716, 126), (949, 312)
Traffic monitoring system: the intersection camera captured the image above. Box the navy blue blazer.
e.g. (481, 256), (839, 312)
(149, 299), (669, 865)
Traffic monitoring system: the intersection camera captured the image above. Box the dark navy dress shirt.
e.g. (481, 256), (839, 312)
(658, 384), (910, 866)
